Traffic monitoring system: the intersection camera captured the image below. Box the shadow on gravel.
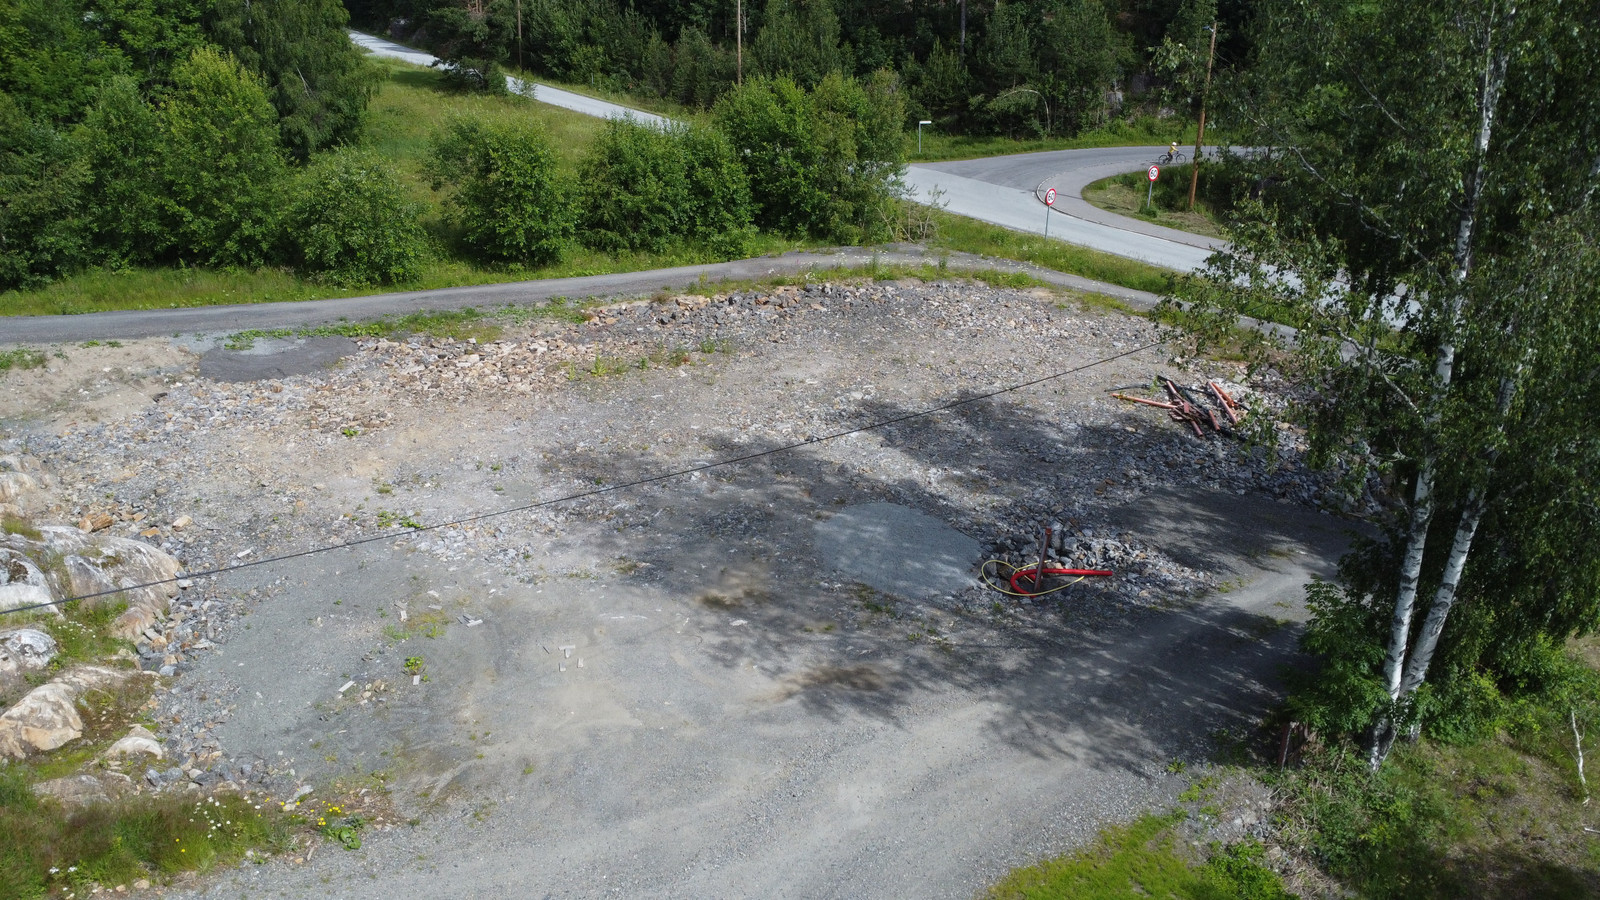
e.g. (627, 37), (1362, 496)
(554, 389), (1350, 771)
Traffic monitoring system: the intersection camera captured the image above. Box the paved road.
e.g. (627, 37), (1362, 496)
(353, 30), (1212, 272)
(350, 31), (671, 129)
(906, 147), (1224, 271)
(0, 248), (1164, 344)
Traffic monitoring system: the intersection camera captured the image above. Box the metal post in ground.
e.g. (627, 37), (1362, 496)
(1034, 525), (1052, 595)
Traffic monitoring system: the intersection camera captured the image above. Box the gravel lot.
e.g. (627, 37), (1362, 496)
(1, 276), (1355, 898)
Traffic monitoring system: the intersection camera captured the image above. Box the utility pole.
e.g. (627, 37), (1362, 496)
(960, 0), (967, 57)
(516, 0), (523, 73)
(1187, 22), (1218, 211)
(736, 0), (743, 84)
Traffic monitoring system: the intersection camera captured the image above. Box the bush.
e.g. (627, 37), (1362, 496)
(154, 46), (287, 267)
(712, 72), (905, 243)
(0, 94), (90, 290)
(577, 119), (752, 255)
(428, 116), (576, 265)
(282, 149), (427, 286)
(577, 118), (688, 253)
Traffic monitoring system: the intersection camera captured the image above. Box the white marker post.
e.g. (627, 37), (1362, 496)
(1147, 165), (1160, 210)
(1043, 187), (1056, 237)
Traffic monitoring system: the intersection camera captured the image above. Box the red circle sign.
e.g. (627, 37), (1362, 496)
(1148, 165), (1160, 182)
(1044, 187), (1057, 206)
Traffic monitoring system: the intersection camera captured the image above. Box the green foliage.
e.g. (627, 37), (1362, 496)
(282, 148), (428, 286)
(207, 0), (379, 160)
(429, 114), (576, 265)
(0, 93), (89, 288)
(751, 0), (844, 88)
(0, 348), (45, 373)
(1286, 580), (1393, 739)
(422, 0), (510, 92)
(154, 46), (287, 267)
(77, 75), (163, 267)
(713, 72), (905, 243)
(986, 812), (1294, 899)
(578, 118), (752, 255)
(1170, 0), (1600, 758)
(0, 789), (288, 897)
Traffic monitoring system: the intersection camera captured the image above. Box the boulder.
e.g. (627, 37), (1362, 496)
(0, 527), (182, 638)
(0, 548), (56, 615)
(0, 628), (57, 676)
(0, 665), (149, 758)
(33, 772), (134, 806)
(0, 682), (83, 757)
(103, 724), (162, 761)
(0, 454), (55, 518)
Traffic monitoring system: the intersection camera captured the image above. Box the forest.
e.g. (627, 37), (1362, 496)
(346, 0), (1246, 136)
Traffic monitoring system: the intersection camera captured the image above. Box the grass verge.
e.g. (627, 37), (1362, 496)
(987, 811), (1293, 899)
(912, 117), (1203, 163)
(1082, 164), (1227, 240)
(1268, 716), (1600, 897)
(926, 209), (1177, 295)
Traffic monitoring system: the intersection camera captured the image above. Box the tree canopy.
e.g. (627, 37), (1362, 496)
(1174, 0), (1600, 766)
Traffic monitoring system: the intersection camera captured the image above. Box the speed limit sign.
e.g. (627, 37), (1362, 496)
(1044, 187), (1057, 206)
(1148, 165), (1160, 181)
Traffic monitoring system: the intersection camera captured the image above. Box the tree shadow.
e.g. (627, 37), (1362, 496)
(548, 386), (1355, 774)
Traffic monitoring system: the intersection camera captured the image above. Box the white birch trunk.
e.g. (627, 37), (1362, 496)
(1366, 6), (1511, 770)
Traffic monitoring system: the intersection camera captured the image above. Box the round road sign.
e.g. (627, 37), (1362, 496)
(1044, 187), (1057, 206)
(1148, 165), (1160, 182)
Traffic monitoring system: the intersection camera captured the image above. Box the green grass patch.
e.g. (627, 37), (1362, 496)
(912, 116), (1202, 163)
(0, 348), (47, 372)
(1083, 164), (1227, 240)
(926, 209), (1176, 295)
(1267, 640), (1600, 899)
(0, 773), (291, 899)
(986, 811), (1293, 899)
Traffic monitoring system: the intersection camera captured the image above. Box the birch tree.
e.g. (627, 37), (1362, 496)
(1172, 0), (1600, 768)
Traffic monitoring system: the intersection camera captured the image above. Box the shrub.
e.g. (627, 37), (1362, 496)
(428, 116), (576, 265)
(578, 118), (688, 253)
(713, 72), (904, 243)
(578, 119), (753, 255)
(0, 94), (91, 290)
(283, 148), (427, 286)
(154, 46), (287, 267)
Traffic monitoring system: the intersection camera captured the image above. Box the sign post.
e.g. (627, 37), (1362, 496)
(1043, 187), (1056, 237)
(1146, 165), (1160, 210)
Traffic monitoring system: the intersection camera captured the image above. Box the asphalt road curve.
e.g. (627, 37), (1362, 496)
(906, 147), (1226, 272)
(353, 31), (1216, 274)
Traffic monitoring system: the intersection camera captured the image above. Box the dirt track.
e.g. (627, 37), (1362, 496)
(1, 276), (1351, 898)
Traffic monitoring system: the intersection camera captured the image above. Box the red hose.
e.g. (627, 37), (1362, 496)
(1010, 566), (1114, 594)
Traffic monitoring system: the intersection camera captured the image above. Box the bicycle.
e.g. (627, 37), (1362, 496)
(1157, 148), (1187, 166)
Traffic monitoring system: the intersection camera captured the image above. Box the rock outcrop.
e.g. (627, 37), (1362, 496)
(0, 627), (58, 678)
(0, 665), (151, 758)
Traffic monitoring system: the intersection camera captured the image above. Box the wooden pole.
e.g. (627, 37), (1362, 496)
(736, 0), (743, 85)
(1188, 22), (1218, 211)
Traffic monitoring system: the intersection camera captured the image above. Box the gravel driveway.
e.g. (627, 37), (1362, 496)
(2, 276), (1353, 898)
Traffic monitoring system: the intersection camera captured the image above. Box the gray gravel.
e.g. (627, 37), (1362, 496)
(4, 276), (1358, 897)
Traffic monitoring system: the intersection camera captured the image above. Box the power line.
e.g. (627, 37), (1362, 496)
(1, 340), (1163, 616)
